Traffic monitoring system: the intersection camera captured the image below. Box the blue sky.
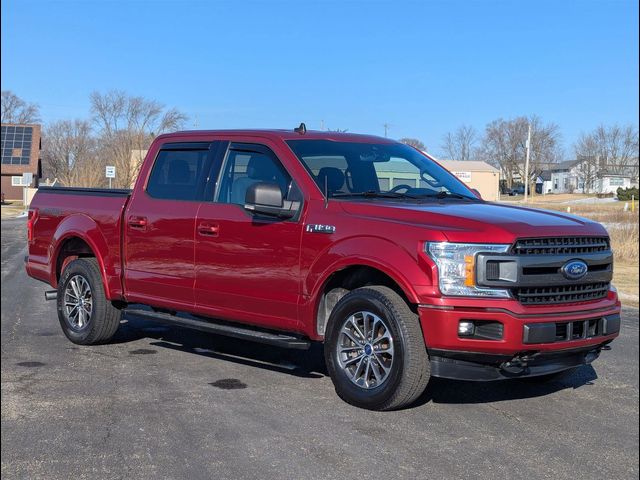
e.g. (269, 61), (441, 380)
(1, 0), (638, 156)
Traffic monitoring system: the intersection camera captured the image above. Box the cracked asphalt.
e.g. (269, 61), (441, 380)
(2, 217), (639, 479)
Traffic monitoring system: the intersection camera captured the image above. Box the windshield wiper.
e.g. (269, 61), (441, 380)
(331, 191), (419, 199)
(418, 191), (477, 201)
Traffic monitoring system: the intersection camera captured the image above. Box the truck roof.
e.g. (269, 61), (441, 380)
(162, 128), (397, 144)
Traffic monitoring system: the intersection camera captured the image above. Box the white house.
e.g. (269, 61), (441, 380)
(539, 159), (632, 195)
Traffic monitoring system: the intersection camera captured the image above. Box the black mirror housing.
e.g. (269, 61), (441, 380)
(244, 182), (297, 219)
(245, 182), (283, 207)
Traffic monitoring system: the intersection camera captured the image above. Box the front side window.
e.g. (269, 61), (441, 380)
(217, 145), (299, 205)
(286, 140), (477, 200)
(147, 148), (211, 201)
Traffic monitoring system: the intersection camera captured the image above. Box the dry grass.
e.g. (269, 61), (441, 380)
(613, 264), (640, 308)
(0, 201), (26, 219)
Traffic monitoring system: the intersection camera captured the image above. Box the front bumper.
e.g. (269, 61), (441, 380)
(429, 345), (606, 381)
(418, 294), (621, 381)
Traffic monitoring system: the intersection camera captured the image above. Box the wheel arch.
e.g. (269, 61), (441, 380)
(308, 258), (421, 340)
(50, 214), (115, 300)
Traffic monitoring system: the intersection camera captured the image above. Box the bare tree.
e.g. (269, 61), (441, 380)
(441, 125), (477, 161)
(90, 90), (187, 188)
(573, 134), (600, 193)
(1, 90), (41, 124)
(399, 137), (426, 151)
(575, 124), (639, 183)
(478, 116), (562, 188)
(41, 120), (104, 187)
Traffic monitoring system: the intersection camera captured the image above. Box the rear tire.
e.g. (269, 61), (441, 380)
(57, 258), (121, 345)
(324, 286), (430, 410)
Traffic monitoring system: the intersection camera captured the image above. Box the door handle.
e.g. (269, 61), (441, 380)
(128, 216), (148, 230)
(198, 223), (219, 237)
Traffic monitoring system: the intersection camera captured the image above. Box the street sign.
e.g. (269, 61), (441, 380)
(22, 172), (33, 186)
(105, 166), (116, 178)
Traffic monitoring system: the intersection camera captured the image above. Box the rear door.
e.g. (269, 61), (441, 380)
(193, 141), (304, 331)
(124, 141), (220, 309)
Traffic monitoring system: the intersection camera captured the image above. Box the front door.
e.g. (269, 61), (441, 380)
(124, 141), (219, 310)
(193, 142), (304, 331)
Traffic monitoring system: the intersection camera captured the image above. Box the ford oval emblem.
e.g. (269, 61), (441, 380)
(561, 260), (588, 280)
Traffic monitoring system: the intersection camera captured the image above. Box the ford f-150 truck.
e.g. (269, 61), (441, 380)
(25, 126), (621, 410)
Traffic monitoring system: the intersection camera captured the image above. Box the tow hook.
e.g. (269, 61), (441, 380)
(500, 352), (539, 375)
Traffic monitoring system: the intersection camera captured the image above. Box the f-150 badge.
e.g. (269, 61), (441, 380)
(306, 224), (336, 234)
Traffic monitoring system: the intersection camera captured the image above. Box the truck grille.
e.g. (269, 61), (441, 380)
(513, 237), (610, 256)
(514, 282), (610, 305)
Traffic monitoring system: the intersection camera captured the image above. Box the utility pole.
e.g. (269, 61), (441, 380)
(524, 123), (531, 203)
(383, 123), (390, 137)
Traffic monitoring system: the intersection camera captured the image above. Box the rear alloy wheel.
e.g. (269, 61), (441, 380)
(57, 258), (121, 345)
(63, 274), (93, 331)
(325, 286), (430, 410)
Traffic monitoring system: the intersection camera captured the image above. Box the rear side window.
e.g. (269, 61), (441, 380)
(147, 149), (212, 201)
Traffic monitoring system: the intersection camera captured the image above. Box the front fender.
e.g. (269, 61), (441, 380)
(49, 214), (121, 300)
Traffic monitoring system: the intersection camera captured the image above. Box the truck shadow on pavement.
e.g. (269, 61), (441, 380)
(113, 316), (326, 379)
(113, 315), (599, 406)
(414, 366), (598, 407)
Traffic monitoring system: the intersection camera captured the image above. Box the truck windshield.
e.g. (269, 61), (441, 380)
(286, 140), (477, 200)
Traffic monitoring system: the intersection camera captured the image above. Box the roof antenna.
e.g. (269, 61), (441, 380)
(294, 122), (307, 135)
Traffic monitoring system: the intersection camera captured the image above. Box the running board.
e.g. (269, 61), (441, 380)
(124, 308), (311, 350)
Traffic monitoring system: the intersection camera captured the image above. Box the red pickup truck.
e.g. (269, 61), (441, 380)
(26, 127), (621, 410)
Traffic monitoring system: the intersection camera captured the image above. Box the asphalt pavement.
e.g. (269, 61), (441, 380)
(2, 217), (639, 480)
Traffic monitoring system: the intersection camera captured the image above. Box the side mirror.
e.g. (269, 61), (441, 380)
(471, 188), (482, 199)
(244, 182), (298, 219)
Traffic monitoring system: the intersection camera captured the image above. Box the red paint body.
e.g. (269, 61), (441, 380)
(26, 130), (621, 356)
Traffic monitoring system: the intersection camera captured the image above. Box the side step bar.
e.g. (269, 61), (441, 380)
(124, 308), (311, 350)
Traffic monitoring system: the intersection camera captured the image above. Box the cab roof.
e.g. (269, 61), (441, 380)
(162, 128), (397, 144)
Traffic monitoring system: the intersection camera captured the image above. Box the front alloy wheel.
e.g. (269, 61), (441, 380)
(337, 311), (394, 389)
(324, 286), (430, 410)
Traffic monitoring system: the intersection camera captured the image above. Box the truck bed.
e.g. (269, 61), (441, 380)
(26, 186), (132, 299)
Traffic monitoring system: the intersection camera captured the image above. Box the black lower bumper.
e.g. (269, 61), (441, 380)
(430, 343), (609, 381)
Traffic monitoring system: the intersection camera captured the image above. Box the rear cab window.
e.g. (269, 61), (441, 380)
(146, 144), (216, 201)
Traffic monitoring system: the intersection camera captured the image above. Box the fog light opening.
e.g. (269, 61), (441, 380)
(458, 321), (475, 337)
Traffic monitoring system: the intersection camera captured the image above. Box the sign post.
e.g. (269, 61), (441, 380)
(22, 172), (33, 208)
(105, 166), (116, 188)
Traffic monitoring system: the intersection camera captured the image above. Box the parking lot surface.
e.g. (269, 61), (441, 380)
(2, 217), (639, 480)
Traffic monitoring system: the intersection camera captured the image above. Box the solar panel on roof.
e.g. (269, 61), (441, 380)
(1, 126), (33, 165)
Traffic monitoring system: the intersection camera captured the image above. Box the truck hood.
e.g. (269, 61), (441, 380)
(338, 200), (609, 243)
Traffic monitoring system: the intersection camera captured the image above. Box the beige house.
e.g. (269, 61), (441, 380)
(437, 160), (500, 201)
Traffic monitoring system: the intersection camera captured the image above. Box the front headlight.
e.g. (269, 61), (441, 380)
(426, 242), (511, 298)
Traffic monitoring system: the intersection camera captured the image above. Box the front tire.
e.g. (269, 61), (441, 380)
(57, 258), (121, 345)
(324, 286), (430, 410)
